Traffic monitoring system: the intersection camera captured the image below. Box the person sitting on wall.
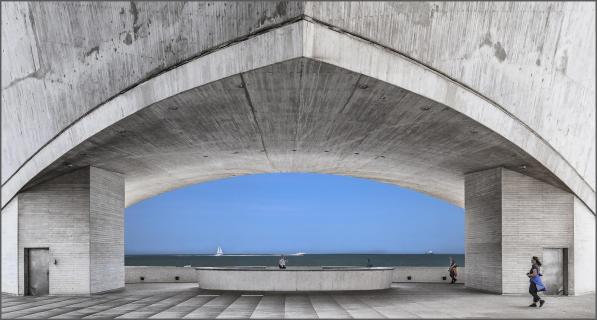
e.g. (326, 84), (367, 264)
(278, 255), (287, 269)
(366, 258), (373, 268)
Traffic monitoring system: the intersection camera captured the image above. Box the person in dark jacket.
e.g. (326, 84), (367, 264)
(527, 256), (546, 307)
(278, 255), (287, 269)
(448, 257), (458, 284)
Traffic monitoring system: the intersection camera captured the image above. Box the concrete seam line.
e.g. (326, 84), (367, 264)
(239, 72), (276, 171)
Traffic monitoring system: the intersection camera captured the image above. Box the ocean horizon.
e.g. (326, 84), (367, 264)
(125, 253), (465, 267)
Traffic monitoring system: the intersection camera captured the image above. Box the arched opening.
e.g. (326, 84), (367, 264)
(124, 173), (464, 268)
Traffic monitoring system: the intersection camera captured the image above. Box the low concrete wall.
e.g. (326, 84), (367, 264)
(125, 266), (466, 284)
(392, 267), (465, 284)
(125, 266), (197, 283)
(197, 267), (394, 291)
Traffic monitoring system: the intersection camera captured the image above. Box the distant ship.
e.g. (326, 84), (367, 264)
(215, 246), (224, 256)
(426, 250), (434, 254)
(292, 252), (306, 256)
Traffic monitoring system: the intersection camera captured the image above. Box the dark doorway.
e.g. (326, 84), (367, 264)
(25, 248), (49, 296)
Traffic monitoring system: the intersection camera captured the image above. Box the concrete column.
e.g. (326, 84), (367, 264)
(1, 166), (124, 295)
(465, 167), (595, 295)
(571, 197), (596, 295)
(1, 197), (19, 294)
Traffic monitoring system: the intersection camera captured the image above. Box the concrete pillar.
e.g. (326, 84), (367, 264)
(1, 166), (124, 295)
(464, 167), (595, 295)
(1, 197), (19, 294)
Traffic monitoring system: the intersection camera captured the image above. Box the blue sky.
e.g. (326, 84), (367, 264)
(125, 173), (464, 255)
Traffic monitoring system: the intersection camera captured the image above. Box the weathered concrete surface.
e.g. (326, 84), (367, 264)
(1, 166), (124, 295)
(1, 1), (304, 183)
(1, 283), (595, 319)
(1, 197), (18, 294)
(305, 1), (596, 189)
(465, 167), (594, 295)
(196, 267), (394, 291)
(572, 197), (596, 295)
(2, 2), (594, 213)
(392, 266), (465, 284)
(16, 56), (569, 208)
(124, 266), (466, 284)
(126, 266), (197, 284)
(1, 1), (595, 298)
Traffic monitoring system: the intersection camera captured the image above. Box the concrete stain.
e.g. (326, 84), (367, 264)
(479, 32), (507, 62)
(123, 32), (133, 45)
(256, 1), (289, 28)
(556, 49), (568, 74)
(84, 46), (100, 59)
(3, 66), (50, 90)
(479, 32), (492, 48)
(493, 42), (507, 62)
(129, 1), (139, 26)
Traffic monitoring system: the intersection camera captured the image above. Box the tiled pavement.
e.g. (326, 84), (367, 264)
(2, 283), (594, 319)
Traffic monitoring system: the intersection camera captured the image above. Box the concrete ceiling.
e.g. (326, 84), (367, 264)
(23, 58), (566, 207)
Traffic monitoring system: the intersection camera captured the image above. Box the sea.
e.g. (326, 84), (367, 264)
(125, 254), (465, 267)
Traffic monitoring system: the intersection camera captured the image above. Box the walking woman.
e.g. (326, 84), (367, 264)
(527, 256), (546, 307)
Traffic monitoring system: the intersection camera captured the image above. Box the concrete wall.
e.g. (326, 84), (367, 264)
(306, 1), (596, 189)
(572, 198), (596, 295)
(89, 167), (125, 293)
(10, 166), (124, 295)
(1, 1), (304, 184)
(2, 2), (595, 214)
(392, 267), (465, 284)
(197, 268), (394, 291)
(501, 169), (574, 294)
(18, 168), (92, 295)
(124, 266), (466, 284)
(465, 167), (592, 295)
(125, 266), (197, 284)
(2, 2), (594, 214)
(464, 168), (502, 292)
(1, 197), (19, 294)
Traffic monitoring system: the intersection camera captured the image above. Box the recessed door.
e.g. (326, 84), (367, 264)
(542, 248), (568, 295)
(26, 248), (49, 296)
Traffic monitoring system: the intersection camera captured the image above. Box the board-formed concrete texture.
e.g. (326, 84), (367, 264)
(10, 167), (124, 295)
(1, 1), (595, 296)
(465, 167), (594, 294)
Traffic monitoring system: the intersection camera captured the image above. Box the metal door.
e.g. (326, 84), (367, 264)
(26, 248), (49, 296)
(542, 248), (568, 295)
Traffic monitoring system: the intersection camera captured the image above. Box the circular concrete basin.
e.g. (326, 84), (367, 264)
(196, 266), (394, 291)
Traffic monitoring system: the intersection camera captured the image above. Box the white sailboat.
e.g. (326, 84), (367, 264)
(215, 246), (224, 256)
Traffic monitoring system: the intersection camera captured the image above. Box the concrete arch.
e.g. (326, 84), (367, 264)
(1, 19), (594, 212)
(2, 3), (595, 297)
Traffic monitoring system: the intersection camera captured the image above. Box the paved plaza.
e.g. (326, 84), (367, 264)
(1, 283), (594, 319)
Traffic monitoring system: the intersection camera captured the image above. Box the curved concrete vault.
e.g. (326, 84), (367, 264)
(23, 55), (569, 208)
(2, 2), (594, 296)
